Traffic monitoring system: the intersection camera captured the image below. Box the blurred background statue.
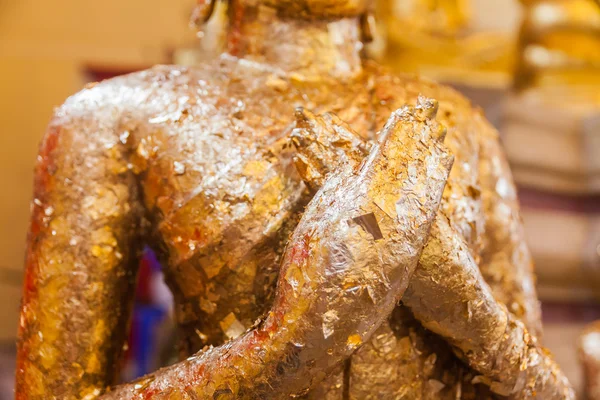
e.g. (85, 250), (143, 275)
(373, 0), (517, 87)
(374, 0), (600, 99)
(503, 0), (600, 194)
(515, 0), (600, 104)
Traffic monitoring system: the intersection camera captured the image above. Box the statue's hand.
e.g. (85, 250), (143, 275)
(292, 97), (575, 400)
(101, 99), (452, 399)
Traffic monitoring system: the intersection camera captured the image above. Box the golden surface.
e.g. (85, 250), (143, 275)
(580, 321), (600, 400)
(16, 1), (572, 399)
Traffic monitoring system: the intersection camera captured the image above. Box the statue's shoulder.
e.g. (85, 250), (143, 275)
(53, 59), (238, 123)
(367, 64), (471, 110)
(367, 64), (494, 144)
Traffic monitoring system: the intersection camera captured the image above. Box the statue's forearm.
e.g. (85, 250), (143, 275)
(405, 215), (573, 399)
(16, 112), (143, 399)
(100, 103), (452, 399)
(477, 116), (542, 337)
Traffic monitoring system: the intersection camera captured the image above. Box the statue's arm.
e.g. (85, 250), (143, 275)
(100, 101), (453, 399)
(16, 98), (144, 399)
(406, 215), (573, 399)
(477, 115), (543, 337)
(405, 111), (570, 398)
(294, 100), (574, 399)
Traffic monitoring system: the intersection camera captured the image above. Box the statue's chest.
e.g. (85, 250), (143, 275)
(133, 74), (373, 199)
(129, 68), (376, 260)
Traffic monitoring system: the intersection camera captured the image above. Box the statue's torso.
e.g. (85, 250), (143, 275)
(50, 55), (487, 398)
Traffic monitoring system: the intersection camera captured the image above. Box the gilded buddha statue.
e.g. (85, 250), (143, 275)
(16, 1), (573, 399)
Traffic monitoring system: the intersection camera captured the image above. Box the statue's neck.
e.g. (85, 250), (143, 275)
(226, 5), (364, 80)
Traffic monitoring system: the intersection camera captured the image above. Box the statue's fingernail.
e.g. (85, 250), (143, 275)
(415, 96), (439, 120)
